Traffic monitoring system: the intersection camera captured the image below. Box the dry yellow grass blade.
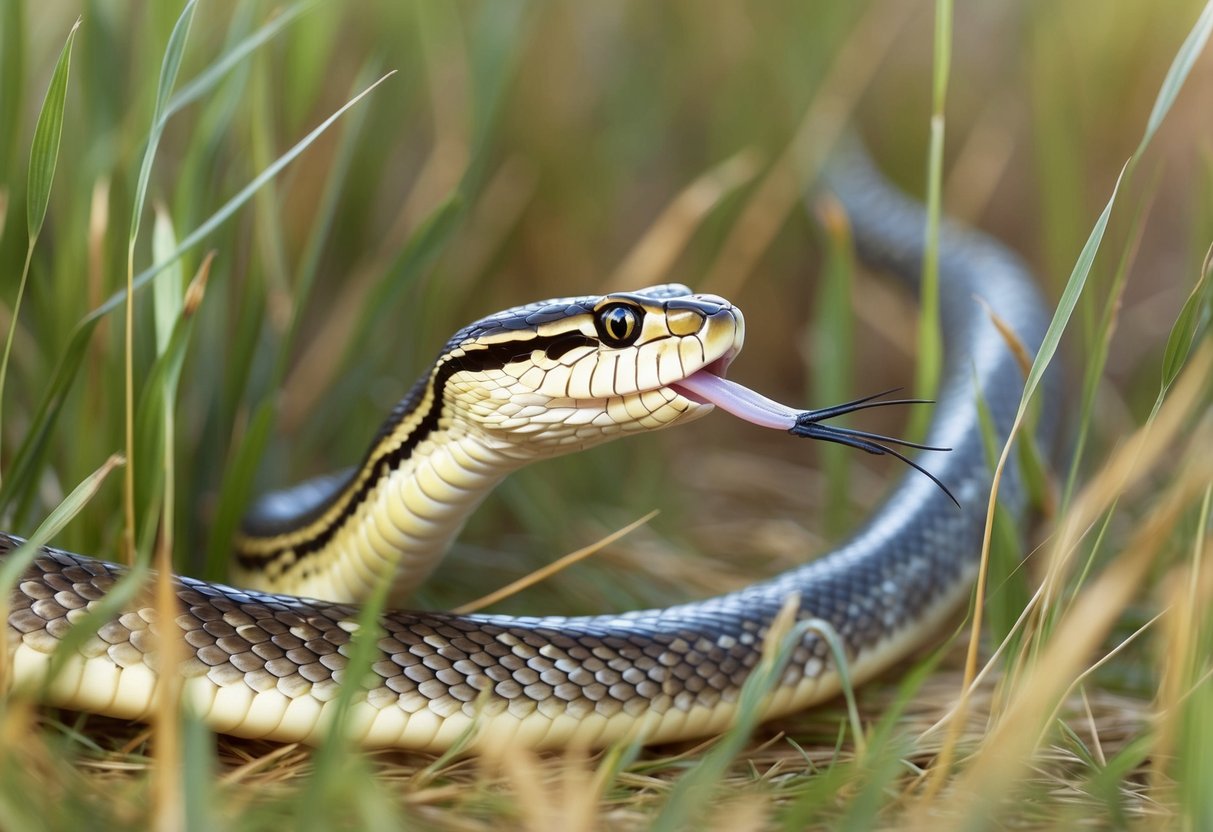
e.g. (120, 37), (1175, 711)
(701, 0), (915, 298)
(452, 510), (658, 613)
(908, 342), (1213, 828)
(87, 179), (111, 349)
(152, 544), (183, 832)
(478, 743), (600, 832)
(607, 149), (761, 291)
(1148, 484), (1212, 795)
(929, 343), (1210, 762)
(151, 251), (214, 832)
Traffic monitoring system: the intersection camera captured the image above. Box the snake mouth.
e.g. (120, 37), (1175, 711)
(671, 354), (734, 407)
(669, 344), (804, 430)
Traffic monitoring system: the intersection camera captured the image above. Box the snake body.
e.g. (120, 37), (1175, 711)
(2, 151), (1058, 751)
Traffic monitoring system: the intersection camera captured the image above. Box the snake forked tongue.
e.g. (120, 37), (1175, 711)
(675, 370), (961, 507)
(671, 371), (799, 431)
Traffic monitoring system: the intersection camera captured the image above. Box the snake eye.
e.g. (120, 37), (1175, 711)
(595, 303), (643, 347)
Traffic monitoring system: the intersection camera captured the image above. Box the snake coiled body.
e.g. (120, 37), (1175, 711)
(2, 150), (1058, 750)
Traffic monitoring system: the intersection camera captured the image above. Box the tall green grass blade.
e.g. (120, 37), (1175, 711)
(165, 1), (312, 121)
(0, 320), (96, 523)
(810, 199), (855, 535)
(123, 0), (200, 556)
(1140, 0), (1213, 156)
(0, 17), (79, 486)
(301, 555), (400, 830)
(1060, 192), (1151, 510)
(25, 17), (78, 241)
(133, 272), (206, 521)
(1017, 170), (1120, 427)
(0, 453), (124, 594)
(108, 70), (396, 321)
(281, 2), (341, 130)
(135, 221), (207, 552)
(1017, 0), (1213, 426)
(653, 612), (862, 832)
(1160, 255), (1211, 393)
(0, 72), (395, 520)
(911, 0), (952, 437)
(181, 708), (217, 832)
(247, 52), (291, 313)
(129, 0), (197, 247)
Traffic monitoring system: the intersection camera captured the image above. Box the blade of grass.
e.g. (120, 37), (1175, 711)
(701, 1), (912, 297)
(164, 1), (313, 121)
(151, 209), (185, 354)
(928, 0), (1213, 793)
(1060, 188), (1154, 510)
(124, 0), (198, 565)
(910, 0), (952, 440)
(129, 2), (196, 250)
(0, 71), (396, 522)
(180, 708), (216, 832)
(607, 149), (762, 290)
(809, 193), (856, 535)
(944, 410), (1213, 825)
(147, 207), (201, 831)
(1138, 1), (1213, 158)
(275, 61), (379, 386)
(653, 597), (865, 832)
(299, 552), (401, 831)
(0, 18), (79, 485)
(0, 453), (124, 690)
(24, 18), (78, 241)
(1160, 244), (1212, 395)
(453, 511), (658, 613)
(247, 47), (291, 331)
(0, 452), (125, 593)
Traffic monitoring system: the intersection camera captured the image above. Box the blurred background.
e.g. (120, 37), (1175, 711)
(0, 0), (1209, 618)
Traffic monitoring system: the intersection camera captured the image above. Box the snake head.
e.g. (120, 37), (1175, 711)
(440, 283), (745, 454)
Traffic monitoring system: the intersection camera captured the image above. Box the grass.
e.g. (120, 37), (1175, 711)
(1, 0), (1212, 829)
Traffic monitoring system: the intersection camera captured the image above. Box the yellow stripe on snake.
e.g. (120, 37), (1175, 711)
(1, 150), (1059, 751)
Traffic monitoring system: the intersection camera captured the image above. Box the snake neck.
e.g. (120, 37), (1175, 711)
(233, 425), (523, 604)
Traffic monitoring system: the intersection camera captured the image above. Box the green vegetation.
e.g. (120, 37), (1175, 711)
(1, 1), (1211, 828)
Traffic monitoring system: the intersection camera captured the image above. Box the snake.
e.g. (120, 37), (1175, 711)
(1, 148), (1058, 751)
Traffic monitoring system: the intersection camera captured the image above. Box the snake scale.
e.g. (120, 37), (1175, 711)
(1, 148), (1058, 751)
